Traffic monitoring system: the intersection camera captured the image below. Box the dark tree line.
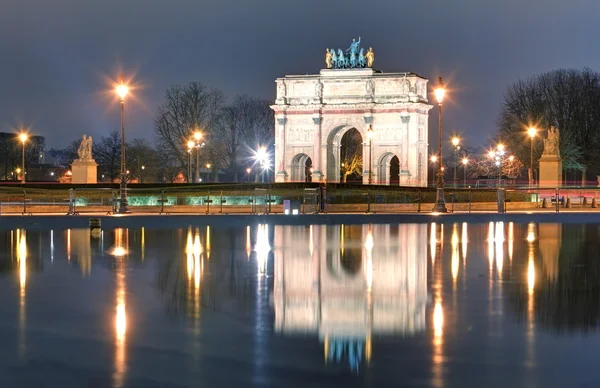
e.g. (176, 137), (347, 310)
(0, 133), (45, 180)
(497, 68), (600, 181)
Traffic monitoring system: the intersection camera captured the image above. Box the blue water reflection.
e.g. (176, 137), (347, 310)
(1, 222), (600, 387)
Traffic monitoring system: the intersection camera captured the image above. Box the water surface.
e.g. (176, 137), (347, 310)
(0, 222), (599, 387)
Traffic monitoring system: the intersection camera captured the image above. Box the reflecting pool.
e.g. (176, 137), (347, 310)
(1, 222), (600, 387)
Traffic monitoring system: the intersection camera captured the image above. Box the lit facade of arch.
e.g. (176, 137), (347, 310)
(272, 69), (432, 186)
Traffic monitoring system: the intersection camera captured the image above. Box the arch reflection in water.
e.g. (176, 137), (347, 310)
(273, 224), (427, 371)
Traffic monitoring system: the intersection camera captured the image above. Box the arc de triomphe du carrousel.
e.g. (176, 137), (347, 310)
(272, 38), (432, 186)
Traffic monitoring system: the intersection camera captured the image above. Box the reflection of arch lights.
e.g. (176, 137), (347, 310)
(255, 224), (270, 275)
(487, 222), (495, 268)
(508, 222), (514, 260)
(430, 223), (437, 262)
(365, 227), (374, 290)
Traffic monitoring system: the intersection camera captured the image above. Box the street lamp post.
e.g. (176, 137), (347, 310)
(193, 132), (202, 183)
(19, 133), (27, 184)
(246, 168), (251, 183)
(140, 165), (145, 184)
(433, 77), (447, 212)
(451, 137), (460, 188)
(205, 163), (211, 182)
(528, 127), (537, 186)
(116, 73), (130, 214)
(367, 124), (374, 184)
(462, 157), (469, 187)
(186, 143), (194, 183)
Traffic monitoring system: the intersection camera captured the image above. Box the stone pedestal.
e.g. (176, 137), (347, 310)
(72, 159), (98, 184)
(539, 155), (562, 187)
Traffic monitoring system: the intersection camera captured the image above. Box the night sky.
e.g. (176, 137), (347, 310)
(3, 0), (600, 150)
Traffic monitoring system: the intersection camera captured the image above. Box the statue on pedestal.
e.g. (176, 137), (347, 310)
(72, 134), (98, 184)
(542, 126), (560, 157)
(78, 135), (93, 160)
(539, 126), (562, 187)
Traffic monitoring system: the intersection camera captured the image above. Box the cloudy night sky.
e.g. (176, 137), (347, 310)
(2, 0), (600, 149)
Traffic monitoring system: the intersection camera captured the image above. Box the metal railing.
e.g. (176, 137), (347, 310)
(1, 184), (600, 215)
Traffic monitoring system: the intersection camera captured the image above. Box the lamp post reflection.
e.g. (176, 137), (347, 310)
(17, 230), (27, 359)
(526, 222), (536, 370)
(110, 228), (128, 388)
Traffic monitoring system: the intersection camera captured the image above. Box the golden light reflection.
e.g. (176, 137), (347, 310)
(495, 222), (504, 276)
(487, 222), (495, 270)
(461, 222), (468, 263)
(528, 254), (535, 295)
(246, 225), (252, 260)
(365, 335), (372, 364)
(67, 228), (71, 260)
(451, 223), (459, 283)
(19, 233), (27, 291)
(365, 226), (374, 291)
(186, 228), (194, 282)
(526, 223), (536, 243)
(114, 240), (127, 388)
(205, 226), (211, 259)
(50, 230), (54, 262)
(508, 222), (514, 261)
(110, 229), (128, 257)
(17, 230), (27, 360)
(309, 225), (314, 256)
(185, 227), (204, 325)
(255, 224), (270, 275)
(433, 302), (444, 339)
(141, 227), (145, 261)
(432, 300), (444, 387)
(430, 223), (437, 263)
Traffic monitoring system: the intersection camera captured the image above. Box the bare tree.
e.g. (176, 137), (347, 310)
(498, 68), (600, 180)
(95, 130), (121, 182)
(126, 138), (159, 183)
(154, 82), (225, 172)
(214, 95), (274, 182)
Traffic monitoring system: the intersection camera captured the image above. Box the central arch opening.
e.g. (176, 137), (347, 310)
(291, 153), (312, 182)
(340, 128), (363, 183)
(390, 156), (400, 185)
(377, 153), (400, 185)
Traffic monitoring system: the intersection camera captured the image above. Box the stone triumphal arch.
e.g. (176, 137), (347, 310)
(272, 43), (432, 186)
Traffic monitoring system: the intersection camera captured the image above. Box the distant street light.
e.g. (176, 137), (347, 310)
(140, 165), (145, 184)
(433, 77), (448, 212)
(255, 147), (270, 182)
(367, 124), (374, 184)
(186, 143), (194, 183)
(205, 163), (211, 182)
(246, 167), (251, 182)
(451, 136), (460, 188)
(19, 133), (27, 184)
(528, 127), (537, 186)
(116, 73), (130, 214)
